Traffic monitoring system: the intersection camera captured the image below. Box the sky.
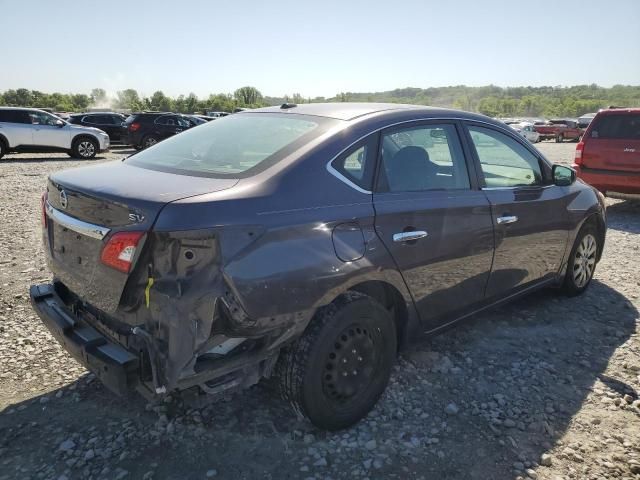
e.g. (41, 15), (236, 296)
(1, 0), (639, 99)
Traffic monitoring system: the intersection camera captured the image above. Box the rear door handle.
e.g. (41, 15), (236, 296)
(393, 230), (428, 242)
(496, 215), (518, 225)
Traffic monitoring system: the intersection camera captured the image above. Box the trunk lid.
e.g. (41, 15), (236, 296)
(45, 161), (237, 312)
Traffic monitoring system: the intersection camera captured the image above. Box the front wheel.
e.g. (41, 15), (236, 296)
(71, 137), (98, 159)
(0, 140), (5, 159)
(276, 292), (397, 430)
(562, 223), (599, 296)
(556, 133), (564, 143)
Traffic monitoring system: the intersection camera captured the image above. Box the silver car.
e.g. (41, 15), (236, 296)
(0, 107), (109, 159)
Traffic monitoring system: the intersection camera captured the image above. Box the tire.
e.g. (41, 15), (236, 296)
(71, 137), (98, 159)
(562, 222), (599, 296)
(276, 291), (397, 430)
(0, 140), (5, 159)
(556, 133), (564, 143)
(142, 135), (159, 149)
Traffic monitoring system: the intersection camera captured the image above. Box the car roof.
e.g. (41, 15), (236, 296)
(249, 103), (448, 121)
(0, 106), (43, 111)
(596, 107), (640, 115)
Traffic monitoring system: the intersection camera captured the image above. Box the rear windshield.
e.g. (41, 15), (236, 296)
(126, 113), (337, 177)
(591, 114), (640, 139)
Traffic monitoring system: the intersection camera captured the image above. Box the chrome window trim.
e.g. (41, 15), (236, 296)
(325, 116), (542, 194)
(45, 202), (110, 240)
(481, 185), (554, 191)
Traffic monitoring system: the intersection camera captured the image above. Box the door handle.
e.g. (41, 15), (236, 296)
(496, 215), (518, 225)
(393, 230), (428, 242)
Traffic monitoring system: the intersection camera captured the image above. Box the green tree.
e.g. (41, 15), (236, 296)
(116, 89), (144, 110)
(234, 86), (263, 106)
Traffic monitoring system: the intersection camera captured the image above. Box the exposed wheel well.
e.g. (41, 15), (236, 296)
(348, 281), (408, 350)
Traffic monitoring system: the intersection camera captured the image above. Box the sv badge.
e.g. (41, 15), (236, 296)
(128, 212), (145, 223)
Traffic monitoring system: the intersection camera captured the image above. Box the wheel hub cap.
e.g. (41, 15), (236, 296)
(573, 233), (596, 288)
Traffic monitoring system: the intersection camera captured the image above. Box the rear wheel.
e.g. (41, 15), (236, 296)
(276, 292), (397, 430)
(562, 223), (599, 296)
(142, 135), (158, 149)
(71, 137), (98, 159)
(0, 140), (5, 159)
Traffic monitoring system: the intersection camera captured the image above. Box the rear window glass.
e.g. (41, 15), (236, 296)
(591, 114), (640, 139)
(127, 113), (338, 178)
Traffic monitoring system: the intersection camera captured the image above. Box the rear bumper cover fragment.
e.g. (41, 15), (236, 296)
(29, 283), (139, 395)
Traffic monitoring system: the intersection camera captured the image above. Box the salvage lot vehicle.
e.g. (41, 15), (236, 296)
(0, 107), (110, 159)
(122, 112), (196, 150)
(30, 103), (606, 430)
(508, 122), (540, 143)
(535, 119), (583, 142)
(574, 107), (640, 195)
(68, 112), (127, 143)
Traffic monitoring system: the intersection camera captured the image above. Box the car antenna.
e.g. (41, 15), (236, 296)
(280, 103), (297, 109)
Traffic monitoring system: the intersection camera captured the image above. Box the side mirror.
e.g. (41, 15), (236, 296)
(55, 119), (65, 128)
(553, 164), (576, 186)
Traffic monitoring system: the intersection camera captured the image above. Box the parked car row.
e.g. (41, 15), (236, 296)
(0, 108), (232, 159)
(0, 107), (110, 159)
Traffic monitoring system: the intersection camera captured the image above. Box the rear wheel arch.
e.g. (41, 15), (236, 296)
(348, 281), (408, 350)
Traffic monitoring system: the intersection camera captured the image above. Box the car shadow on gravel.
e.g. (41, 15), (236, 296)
(0, 280), (637, 480)
(606, 199), (640, 234)
(401, 279), (638, 479)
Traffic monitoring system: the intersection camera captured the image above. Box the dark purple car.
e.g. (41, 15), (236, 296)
(30, 103), (606, 430)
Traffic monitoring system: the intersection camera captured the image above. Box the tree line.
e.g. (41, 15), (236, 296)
(1, 84), (639, 118)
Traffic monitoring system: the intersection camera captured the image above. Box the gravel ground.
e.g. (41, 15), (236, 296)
(0, 142), (639, 480)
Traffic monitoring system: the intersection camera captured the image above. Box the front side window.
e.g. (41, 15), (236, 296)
(378, 124), (470, 192)
(28, 111), (61, 126)
(127, 113), (337, 177)
(468, 125), (543, 188)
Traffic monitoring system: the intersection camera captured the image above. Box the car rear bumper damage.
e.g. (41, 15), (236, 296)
(29, 283), (139, 396)
(29, 281), (283, 402)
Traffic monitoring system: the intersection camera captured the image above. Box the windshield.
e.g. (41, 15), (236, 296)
(127, 113), (337, 177)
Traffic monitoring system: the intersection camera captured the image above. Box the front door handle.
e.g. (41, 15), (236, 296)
(496, 215), (518, 225)
(393, 230), (428, 242)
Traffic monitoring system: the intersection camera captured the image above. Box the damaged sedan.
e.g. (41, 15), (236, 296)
(30, 103), (606, 430)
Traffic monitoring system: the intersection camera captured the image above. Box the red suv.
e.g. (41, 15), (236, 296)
(574, 108), (640, 195)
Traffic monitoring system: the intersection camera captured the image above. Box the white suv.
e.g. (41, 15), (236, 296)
(0, 107), (109, 159)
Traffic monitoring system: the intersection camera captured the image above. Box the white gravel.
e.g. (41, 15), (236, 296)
(0, 143), (639, 480)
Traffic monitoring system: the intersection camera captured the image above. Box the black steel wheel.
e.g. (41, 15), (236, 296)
(276, 291), (396, 430)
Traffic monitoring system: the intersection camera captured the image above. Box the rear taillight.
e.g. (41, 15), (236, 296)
(100, 232), (145, 273)
(128, 122), (140, 132)
(574, 141), (585, 166)
(41, 191), (48, 229)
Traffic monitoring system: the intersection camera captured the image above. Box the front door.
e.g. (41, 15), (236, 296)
(373, 122), (494, 329)
(464, 124), (569, 298)
(29, 110), (69, 148)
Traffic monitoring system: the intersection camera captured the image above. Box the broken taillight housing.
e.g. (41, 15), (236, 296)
(100, 232), (145, 273)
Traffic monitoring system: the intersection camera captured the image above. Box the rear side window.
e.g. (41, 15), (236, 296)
(0, 110), (30, 123)
(127, 113), (338, 178)
(378, 124), (470, 192)
(590, 114), (640, 139)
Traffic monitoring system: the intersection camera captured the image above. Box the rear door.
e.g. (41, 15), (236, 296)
(373, 121), (494, 329)
(0, 110), (33, 146)
(584, 113), (640, 173)
(463, 123), (569, 298)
